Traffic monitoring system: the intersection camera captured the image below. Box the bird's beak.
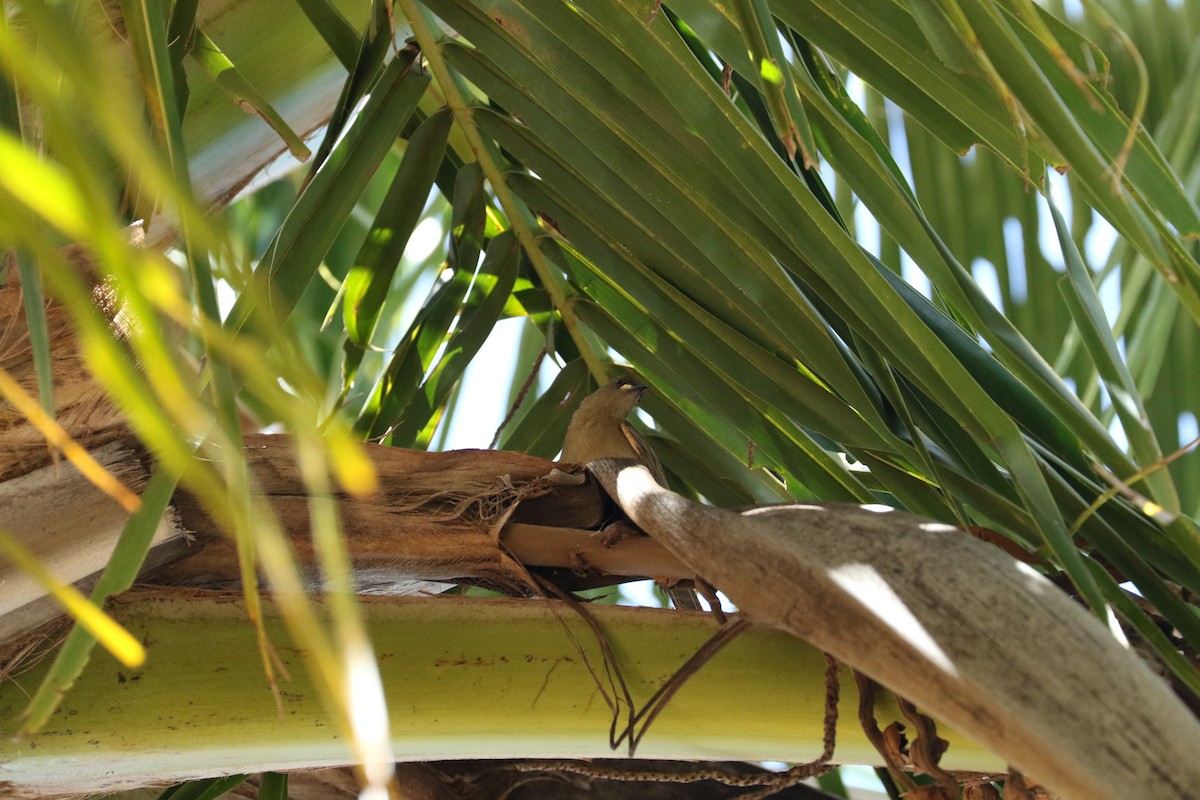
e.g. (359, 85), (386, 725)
(631, 384), (648, 399)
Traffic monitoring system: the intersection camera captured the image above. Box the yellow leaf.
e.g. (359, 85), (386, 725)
(0, 529), (146, 668)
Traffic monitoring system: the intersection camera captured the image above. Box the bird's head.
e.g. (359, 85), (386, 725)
(580, 376), (649, 420)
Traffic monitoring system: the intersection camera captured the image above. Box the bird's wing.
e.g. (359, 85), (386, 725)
(621, 420), (667, 486)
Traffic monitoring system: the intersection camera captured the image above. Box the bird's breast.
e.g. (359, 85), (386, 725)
(561, 417), (641, 464)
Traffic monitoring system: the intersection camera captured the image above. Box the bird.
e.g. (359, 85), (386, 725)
(561, 376), (665, 484)
(561, 376), (705, 611)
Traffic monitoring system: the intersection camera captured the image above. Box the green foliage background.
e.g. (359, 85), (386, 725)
(2, 0), (1199, 791)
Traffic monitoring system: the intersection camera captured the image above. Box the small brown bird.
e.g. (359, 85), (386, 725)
(561, 377), (704, 611)
(561, 376), (665, 485)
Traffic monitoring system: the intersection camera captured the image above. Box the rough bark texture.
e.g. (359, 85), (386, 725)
(0, 252), (130, 481)
(156, 435), (623, 595)
(0, 433), (691, 644)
